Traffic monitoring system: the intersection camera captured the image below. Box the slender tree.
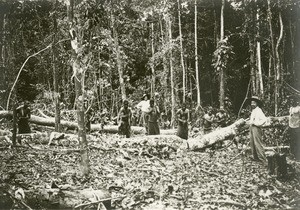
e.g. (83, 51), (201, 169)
(256, 0), (264, 96)
(52, 0), (61, 132)
(67, 0), (90, 176)
(178, 0), (186, 103)
(194, 0), (200, 107)
(219, 0), (225, 108)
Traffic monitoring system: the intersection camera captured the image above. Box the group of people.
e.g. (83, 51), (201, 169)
(118, 94), (161, 138)
(14, 94), (300, 163)
(202, 106), (230, 134)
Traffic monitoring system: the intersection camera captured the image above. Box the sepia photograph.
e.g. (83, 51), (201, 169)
(0, 0), (299, 209)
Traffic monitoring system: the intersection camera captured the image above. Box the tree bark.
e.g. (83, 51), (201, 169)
(167, 16), (176, 128)
(219, 0), (225, 108)
(178, 0), (186, 103)
(194, 0), (201, 107)
(151, 22), (155, 97)
(111, 6), (126, 101)
(68, 0), (90, 176)
(256, 0), (264, 96)
(52, 0), (61, 132)
(275, 11), (283, 116)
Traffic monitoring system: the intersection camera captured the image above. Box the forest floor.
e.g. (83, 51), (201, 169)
(0, 131), (300, 210)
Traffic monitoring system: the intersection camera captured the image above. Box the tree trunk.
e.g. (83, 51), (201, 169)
(186, 119), (246, 151)
(247, 5), (257, 95)
(68, 0), (90, 176)
(275, 11), (283, 116)
(194, 0), (201, 107)
(112, 10), (126, 101)
(219, 0), (225, 108)
(256, 0), (264, 96)
(267, 0), (276, 101)
(52, 0), (61, 132)
(168, 16), (176, 128)
(151, 22), (155, 97)
(178, 0), (186, 103)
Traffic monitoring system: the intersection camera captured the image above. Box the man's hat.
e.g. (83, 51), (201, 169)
(142, 93), (149, 100)
(247, 96), (263, 106)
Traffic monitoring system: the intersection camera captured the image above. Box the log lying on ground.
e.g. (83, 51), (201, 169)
(23, 187), (111, 209)
(186, 119), (246, 151)
(0, 111), (175, 135)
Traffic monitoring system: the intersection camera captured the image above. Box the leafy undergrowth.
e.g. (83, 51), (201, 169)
(1, 132), (300, 210)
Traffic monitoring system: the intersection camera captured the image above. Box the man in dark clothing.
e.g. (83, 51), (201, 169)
(176, 103), (190, 140)
(118, 100), (132, 138)
(16, 102), (31, 134)
(203, 107), (214, 134)
(148, 99), (160, 135)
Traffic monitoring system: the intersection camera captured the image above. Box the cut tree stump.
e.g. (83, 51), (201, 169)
(266, 151), (288, 178)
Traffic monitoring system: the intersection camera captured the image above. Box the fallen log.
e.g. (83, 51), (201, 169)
(23, 187), (111, 209)
(186, 119), (246, 151)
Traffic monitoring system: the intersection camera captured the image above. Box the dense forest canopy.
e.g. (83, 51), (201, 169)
(0, 0), (299, 118)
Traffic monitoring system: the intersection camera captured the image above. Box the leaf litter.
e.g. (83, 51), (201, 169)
(0, 132), (299, 210)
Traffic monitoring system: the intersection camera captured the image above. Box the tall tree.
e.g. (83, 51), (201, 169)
(219, 0), (225, 108)
(255, 0), (264, 96)
(194, 0), (200, 107)
(67, 0), (90, 176)
(111, 1), (126, 101)
(52, 0), (61, 132)
(275, 8), (283, 115)
(178, 0), (186, 103)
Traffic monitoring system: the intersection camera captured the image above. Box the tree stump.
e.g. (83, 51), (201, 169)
(266, 151), (287, 178)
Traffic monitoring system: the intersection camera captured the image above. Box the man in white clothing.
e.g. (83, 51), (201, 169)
(248, 96), (267, 164)
(136, 94), (150, 134)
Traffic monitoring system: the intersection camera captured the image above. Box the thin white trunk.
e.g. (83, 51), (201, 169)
(178, 0), (186, 103)
(194, 0), (200, 106)
(219, 0), (225, 108)
(275, 11), (283, 115)
(151, 22), (155, 97)
(256, 1), (264, 96)
(168, 17), (175, 128)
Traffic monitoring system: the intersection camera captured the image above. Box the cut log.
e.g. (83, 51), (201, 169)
(186, 119), (246, 151)
(0, 111), (176, 135)
(23, 187), (111, 209)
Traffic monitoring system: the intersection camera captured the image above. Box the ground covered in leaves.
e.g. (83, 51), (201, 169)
(0, 131), (300, 210)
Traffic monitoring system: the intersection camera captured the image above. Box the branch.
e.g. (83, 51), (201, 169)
(6, 44), (53, 110)
(4, 190), (33, 210)
(6, 38), (70, 110)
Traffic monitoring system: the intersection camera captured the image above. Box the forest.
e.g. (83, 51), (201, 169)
(0, 0), (300, 209)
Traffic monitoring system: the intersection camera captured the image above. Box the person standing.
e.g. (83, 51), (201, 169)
(288, 95), (300, 160)
(215, 107), (229, 128)
(203, 107), (214, 134)
(136, 93), (150, 134)
(16, 101), (31, 134)
(148, 99), (160, 135)
(176, 103), (190, 140)
(248, 96), (267, 164)
(118, 100), (132, 138)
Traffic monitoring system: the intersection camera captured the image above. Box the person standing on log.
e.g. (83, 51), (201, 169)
(288, 95), (300, 160)
(16, 101), (31, 135)
(148, 99), (160, 135)
(118, 100), (132, 138)
(136, 93), (150, 134)
(248, 96), (267, 164)
(176, 103), (190, 140)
